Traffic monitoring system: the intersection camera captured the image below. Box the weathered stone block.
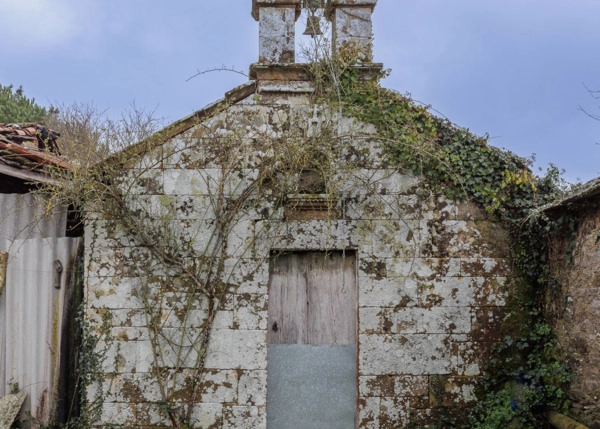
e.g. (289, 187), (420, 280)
(136, 403), (172, 426)
(332, 7), (374, 59)
(198, 370), (239, 403)
(163, 169), (214, 196)
(360, 306), (472, 335)
(254, 219), (356, 254)
(161, 307), (212, 329)
(423, 219), (478, 258)
(345, 193), (420, 221)
(87, 277), (144, 309)
(460, 257), (511, 277)
(429, 375), (477, 407)
(118, 168), (165, 196)
(450, 340), (491, 376)
(357, 257), (387, 279)
(132, 195), (177, 219)
(120, 373), (163, 403)
(259, 7), (296, 64)
(162, 136), (205, 168)
(223, 257), (269, 294)
(361, 219), (427, 259)
(175, 195), (217, 220)
(358, 276), (417, 308)
(86, 220), (133, 249)
(223, 405), (266, 429)
(359, 334), (454, 375)
(472, 276), (507, 306)
(99, 402), (136, 426)
(234, 293), (268, 330)
(190, 402), (224, 428)
(111, 326), (149, 342)
(354, 169), (420, 195)
(213, 310), (235, 329)
(357, 396), (380, 429)
(378, 396), (410, 429)
(205, 329), (267, 370)
(0, 391), (26, 429)
(238, 370), (268, 406)
(226, 220), (256, 259)
(87, 308), (146, 328)
(395, 375), (430, 397)
(387, 257), (462, 279)
(417, 276), (474, 307)
(359, 375), (395, 397)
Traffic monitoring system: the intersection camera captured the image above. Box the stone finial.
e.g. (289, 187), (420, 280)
(326, 0), (378, 61)
(252, 0), (302, 64)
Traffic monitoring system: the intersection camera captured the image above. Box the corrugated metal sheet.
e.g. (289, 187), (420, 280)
(0, 236), (82, 424)
(0, 194), (67, 241)
(0, 256), (6, 400)
(0, 193), (80, 426)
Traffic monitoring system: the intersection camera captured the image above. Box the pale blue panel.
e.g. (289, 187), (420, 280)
(267, 344), (356, 429)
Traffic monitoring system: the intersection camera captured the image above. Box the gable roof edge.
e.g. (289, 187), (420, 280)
(544, 176), (600, 213)
(109, 81), (257, 168)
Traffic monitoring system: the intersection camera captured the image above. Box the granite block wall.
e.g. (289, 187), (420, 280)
(84, 90), (512, 428)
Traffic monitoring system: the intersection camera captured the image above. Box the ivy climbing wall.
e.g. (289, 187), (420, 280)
(83, 82), (514, 428)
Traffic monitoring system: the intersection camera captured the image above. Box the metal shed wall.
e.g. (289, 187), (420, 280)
(0, 193), (81, 426)
(0, 193), (67, 241)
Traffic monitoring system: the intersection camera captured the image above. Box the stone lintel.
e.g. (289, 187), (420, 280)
(326, 0), (378, 17)
(248, 63), (383, 93)
(250, 63), (314, 93)
(258, 80), (315, 94)
(249, 63), (312, 81)
(249, 62), (382, 81)
(252, 0), (302, 21)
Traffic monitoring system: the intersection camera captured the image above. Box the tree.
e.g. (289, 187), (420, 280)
(0, 84), (54, 124)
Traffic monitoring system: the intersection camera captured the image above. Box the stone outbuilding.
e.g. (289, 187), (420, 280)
(83, 1), (514, 427)
(545, 177), (600, 427)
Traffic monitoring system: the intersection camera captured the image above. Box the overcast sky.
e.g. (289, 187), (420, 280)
(1, 0), (599, 183)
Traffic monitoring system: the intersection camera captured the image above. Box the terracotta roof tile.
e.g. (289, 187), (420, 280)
(0, 123), (70, 171)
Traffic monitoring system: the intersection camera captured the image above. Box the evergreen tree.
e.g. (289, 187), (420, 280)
(0, 84), (53, 124)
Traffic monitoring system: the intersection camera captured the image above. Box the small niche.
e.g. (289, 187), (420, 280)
(284, 169), (338, 220)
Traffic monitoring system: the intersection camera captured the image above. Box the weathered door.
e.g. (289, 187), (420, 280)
(267, 251), (357, 429)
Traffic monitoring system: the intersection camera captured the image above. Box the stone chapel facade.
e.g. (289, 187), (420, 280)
(83, 1), (513, 427)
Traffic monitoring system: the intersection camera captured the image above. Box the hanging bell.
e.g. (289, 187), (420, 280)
(303, 14), (323, 37)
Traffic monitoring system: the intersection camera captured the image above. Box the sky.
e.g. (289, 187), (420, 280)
(0, 0), (599, 183)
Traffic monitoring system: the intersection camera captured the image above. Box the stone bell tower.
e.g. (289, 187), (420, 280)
(251, 0), (379, 65)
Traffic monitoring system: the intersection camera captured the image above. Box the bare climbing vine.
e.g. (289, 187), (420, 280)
(37, 80), (431, 426)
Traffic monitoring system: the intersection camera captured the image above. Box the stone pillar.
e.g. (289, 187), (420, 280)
(327, 0), (378, 61)
(252, 0), (302, 64)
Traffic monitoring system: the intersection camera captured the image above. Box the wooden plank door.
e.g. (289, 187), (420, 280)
(267, 251), (357, 429)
